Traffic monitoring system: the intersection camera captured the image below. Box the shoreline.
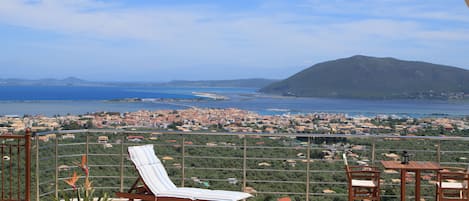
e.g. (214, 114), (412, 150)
(0, 93), (468, 118)
(0, 100), (466, 118)
(192, 92), (229, 100)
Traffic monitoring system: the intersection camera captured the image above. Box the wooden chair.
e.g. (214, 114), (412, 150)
(343, 153), (380, 201)
(436, 167), (469, 201)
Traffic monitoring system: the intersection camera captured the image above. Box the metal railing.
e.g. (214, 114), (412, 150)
(33, 129), (469, 201)
(0, 129), (31, 201)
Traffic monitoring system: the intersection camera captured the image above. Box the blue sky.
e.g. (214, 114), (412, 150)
(1, 0), (469, 82)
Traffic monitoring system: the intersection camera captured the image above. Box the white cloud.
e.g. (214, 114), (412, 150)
(0, 0), (468, 80)
(2, 0), (468, 43)
(0, 0), (210, 41)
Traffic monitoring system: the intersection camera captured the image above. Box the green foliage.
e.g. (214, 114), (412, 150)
(56, 189), (109, 201)
(54, 153), (110, 201)
(62, 121), (86, 130)
(34, 131), (469, 201)
(260, 55), (469, 99)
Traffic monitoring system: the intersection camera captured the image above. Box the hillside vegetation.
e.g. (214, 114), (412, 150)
(260, 55), (469, 99)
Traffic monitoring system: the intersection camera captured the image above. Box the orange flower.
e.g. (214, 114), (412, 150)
(64, 172), (80, 190)
(80, 154), (86, 167)
(75, 154), (89, 176)
(84, 177), (93, 191)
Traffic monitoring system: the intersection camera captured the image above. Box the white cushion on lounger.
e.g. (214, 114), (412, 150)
(159, 188), (252, 201)
(129, 145), (177, 192)
(352, 179), (377, 187)
(438, 182), (466, 189)
(128, 144), (252, 201)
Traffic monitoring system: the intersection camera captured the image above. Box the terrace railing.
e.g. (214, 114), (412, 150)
(33, 129), (469, 201)
(0, 129), (31, 201)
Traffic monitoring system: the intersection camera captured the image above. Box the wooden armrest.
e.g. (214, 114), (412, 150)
(439, 172), (467, 175)
(437, 170), (469, 183)
(348, 166), (380, 172)
(349, 165), (379, 169)
(351, 175), (380, 179)
(439, 167), (468, 172)
(349, 170), (380, 174)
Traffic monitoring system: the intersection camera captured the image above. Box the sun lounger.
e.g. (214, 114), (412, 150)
(116, 144), (252, 201)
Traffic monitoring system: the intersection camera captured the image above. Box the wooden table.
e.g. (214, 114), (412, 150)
(381, 161), (440, 201)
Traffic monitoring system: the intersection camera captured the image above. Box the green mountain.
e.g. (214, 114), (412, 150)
(260, 55), (469, 99)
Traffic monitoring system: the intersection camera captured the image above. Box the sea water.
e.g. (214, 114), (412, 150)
(0, 85), (468, 117)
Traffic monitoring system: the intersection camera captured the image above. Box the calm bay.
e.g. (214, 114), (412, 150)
(0, 86), (468, 117)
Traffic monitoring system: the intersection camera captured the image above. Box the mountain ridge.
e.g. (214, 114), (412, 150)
(260, 55), (469, 99)
(0, 77), (277, 88)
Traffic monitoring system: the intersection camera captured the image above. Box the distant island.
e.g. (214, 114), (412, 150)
(0, 77), (277, 89)
(260, 55), (469, 100)
(0, 77), (91, 86)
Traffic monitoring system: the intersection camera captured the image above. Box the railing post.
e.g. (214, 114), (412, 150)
(436, 140), (441, 164)
(242, 135), (247, 192)
(35, 132), (40, 201)
(1, 138), (3, 200)
(85, 132), (90, 192)
(181, 135), (186, 187)
(120, 134), (125, 192)
(17, 136), (21, 200)
(371, 138), (376, 165)
(86, 133), (89, 166)
(25, 128), (31, 201)
(306, 137), (311, 201)
(54, 135), (59, 199)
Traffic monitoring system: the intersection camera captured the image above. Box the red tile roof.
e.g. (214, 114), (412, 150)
(278, 197), (291, 201)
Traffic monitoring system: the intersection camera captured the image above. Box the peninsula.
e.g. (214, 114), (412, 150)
(260, 55), (469, 100)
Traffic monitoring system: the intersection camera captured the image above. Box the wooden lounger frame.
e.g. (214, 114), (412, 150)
(116, 177), (209, 201)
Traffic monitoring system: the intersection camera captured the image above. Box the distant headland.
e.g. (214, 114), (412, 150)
(2, 55), (469, 100)
(0, 77), (277, 89)
(260, 55), (469, 100)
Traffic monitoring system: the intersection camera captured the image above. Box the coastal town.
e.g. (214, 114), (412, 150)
(1, 108), (468, 136)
